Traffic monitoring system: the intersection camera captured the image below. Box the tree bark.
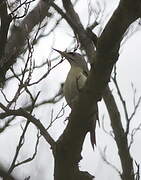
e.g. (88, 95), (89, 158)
(54, 0), (141, 179)
(103, 87), (134, 180)
(0, 0), (53, 85)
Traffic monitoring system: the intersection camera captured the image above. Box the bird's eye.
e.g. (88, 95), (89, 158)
(68, 52), (75, 56)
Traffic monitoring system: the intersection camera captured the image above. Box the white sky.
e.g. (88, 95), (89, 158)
(0, 0), (141, 180)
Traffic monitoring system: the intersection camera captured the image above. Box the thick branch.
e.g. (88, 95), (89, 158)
(53, 0), (95, 63)
(103, 86), (134, 180)
(0, 1), (12, 59)
(54, 0), (141, 179)
(0, 167), (16, 180)
(97, 0), (141, 59)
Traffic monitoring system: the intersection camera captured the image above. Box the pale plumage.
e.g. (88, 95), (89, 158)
(53, 49), (98, 148)
(63, 66), (87, 108)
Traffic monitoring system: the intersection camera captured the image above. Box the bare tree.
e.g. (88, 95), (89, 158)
(0, 0), (141, 180)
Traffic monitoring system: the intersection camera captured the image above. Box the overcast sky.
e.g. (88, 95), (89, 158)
(0, 0), (141, 180)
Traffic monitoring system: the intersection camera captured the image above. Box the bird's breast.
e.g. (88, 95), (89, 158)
(63, 67), (87, 107)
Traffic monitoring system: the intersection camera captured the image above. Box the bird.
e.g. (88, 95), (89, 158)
(53, 49), (98, 148)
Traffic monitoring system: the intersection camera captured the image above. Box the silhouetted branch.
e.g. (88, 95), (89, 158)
(7, 90), (40, 175)
(100, 146), (122, 177)
(14, 130), (40, 167)
(103, 86), (134, 180)
(134, 161), (140, 180)
(53, 0), (141, 179)
(24, 84), (63, 111)
(0, 0), (53, 85)
(0, 1), (12, 59)
(112, 67), (141, 136)
(52, 0), (95, 63)
(0, 166), (16, 180)
(47, 103), (67, 130)
(129, 123), (141, 149)
(101, 114), (114, 138)
(8, 121), (30, 175)
(0, 103), (55, 150)
(28, 57), (64, 86)
(129, 84), (141, 121)
(9, 0), (35, 19)
(112, 67), (129, 132)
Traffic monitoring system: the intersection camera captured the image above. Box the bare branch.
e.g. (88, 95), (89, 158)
(129, 84), (141, 121)
(52, 0), (95, 63)
(0, 103), (55, 150)
(112, 66), (129, 134)
(9, 0), (35, 19)
(0, 1), (12, 59)
(7, 90), (40, 175)
(103, 86), (134, 180)
(99, 146), (122, 177)
(134, 161), (140, 180)
(28, 57), (64, 86)
(0, 165), (16, 180)
(101, 114), (114, 139)
(24, 84), (63, 111)
(14, 131), (40, 168)
(53, 0), (141, 179)
(112, 67), (141, 137)
(0, 0), (53, 84)
(129, 123), (141, 149)
(47, 103), (67, 130)
(0, 116), (15, 133)
(8, 121), (30, 175)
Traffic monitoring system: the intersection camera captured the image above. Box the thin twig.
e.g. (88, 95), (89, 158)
(0, 103), (55, 149)
(99, 146), (122, 178)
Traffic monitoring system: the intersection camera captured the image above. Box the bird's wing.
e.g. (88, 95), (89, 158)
(76, 72), (87, 92)
(67, 71), (86, 107)
(76, 71), (99, 149)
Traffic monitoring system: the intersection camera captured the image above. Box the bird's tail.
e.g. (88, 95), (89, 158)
(90, 104), (99, 149)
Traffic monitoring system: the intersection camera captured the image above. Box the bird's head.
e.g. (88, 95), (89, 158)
(53, 48), (88, 73)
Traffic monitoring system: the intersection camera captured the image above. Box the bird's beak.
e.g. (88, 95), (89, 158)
(53, 48), (70, 60)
